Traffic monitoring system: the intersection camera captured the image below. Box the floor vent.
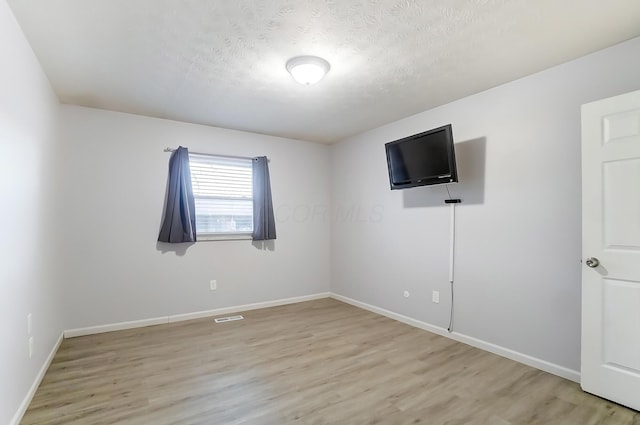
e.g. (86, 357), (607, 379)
(214, 315), (244, 324)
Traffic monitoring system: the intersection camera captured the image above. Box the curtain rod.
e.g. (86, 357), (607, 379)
(163, 147), (264, 162)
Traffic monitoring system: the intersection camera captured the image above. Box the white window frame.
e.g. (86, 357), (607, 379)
(189, 153), (254, 241)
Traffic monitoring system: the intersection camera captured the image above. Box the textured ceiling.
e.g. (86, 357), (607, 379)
(8, 0), (640, 144)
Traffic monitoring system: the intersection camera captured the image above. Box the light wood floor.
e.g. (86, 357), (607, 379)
(21, 298), (639, 425)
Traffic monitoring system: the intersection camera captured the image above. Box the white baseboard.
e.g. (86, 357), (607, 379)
(168, 292), (331, 323)
(330, 293), (581, 383)
(64, 292), (331, 338)
(63, 290), (579, 381)
(64, 316), (168, 338)
(10, 332), (64, 425)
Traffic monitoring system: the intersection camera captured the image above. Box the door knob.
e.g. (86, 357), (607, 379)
(585, 257), (600, 268)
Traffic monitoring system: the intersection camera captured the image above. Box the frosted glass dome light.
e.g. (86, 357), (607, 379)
(286, 56), (330, 85)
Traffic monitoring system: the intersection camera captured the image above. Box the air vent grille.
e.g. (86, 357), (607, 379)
(214, 315), (244, 323)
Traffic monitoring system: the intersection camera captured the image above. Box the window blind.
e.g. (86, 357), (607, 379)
(189, 154), (253, 234)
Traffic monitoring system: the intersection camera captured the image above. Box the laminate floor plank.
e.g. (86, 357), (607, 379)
(20, 298), (639, 424)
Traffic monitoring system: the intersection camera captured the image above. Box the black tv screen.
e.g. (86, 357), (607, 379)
(385, 124), (458, 190)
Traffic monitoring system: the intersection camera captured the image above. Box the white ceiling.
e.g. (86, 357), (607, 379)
(8, 0), (640, 144)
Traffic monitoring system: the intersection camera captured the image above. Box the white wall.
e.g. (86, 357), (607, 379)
(2, 8), (637, 422)
(331, 37), (640, 372)
(58, 106), (331, 330)
(0, 1), (63, 423)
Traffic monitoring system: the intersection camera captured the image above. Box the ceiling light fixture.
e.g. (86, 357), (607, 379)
(286, 56), (330, 85)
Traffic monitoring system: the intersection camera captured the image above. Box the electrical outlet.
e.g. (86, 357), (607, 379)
(28, 337), (34, 359)
(210, 280), (217, 291)
(432, 290), (440, 304)
(27, 313), (32, 335)
(403, 290), (410, 298)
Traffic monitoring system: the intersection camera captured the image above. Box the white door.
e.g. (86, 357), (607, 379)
(581, 89), (640, 411)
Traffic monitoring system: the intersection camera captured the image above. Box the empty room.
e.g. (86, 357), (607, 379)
(3, 0), (640, 424)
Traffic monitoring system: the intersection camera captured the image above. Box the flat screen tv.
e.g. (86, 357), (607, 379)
(385, 124), (458, 190)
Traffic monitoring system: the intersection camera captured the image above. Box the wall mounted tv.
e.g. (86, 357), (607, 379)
(385, 124), (458, 190)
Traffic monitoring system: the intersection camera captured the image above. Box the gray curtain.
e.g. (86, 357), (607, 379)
(252, 156), (276, 241)
(158, 146), (197, 243)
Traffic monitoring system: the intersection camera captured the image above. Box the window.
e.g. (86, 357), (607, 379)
(189, 154), (253, 238)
